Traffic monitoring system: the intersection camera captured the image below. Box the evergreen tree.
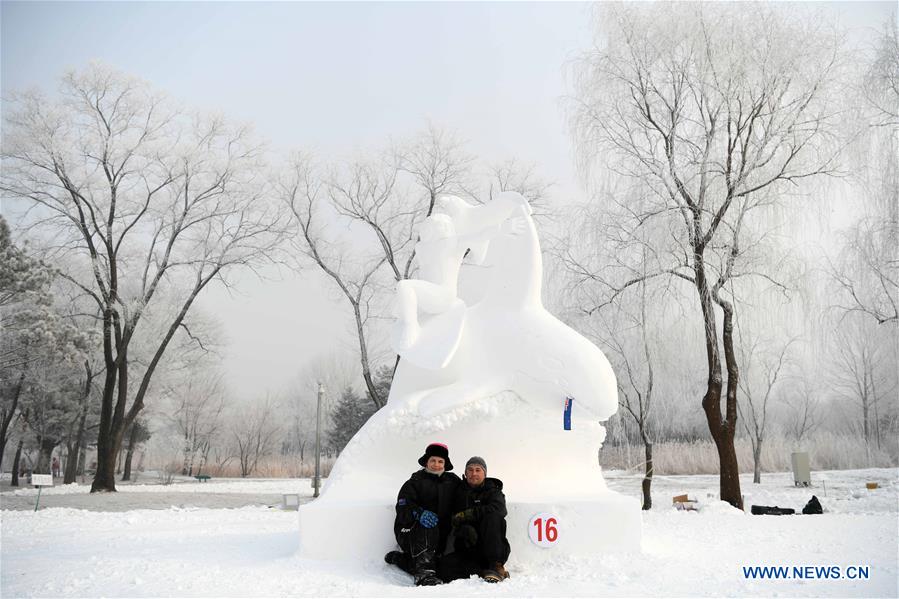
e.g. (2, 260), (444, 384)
(327, 387), (376, 454)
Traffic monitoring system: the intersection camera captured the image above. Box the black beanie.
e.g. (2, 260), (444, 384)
(418, 443), (453, 471)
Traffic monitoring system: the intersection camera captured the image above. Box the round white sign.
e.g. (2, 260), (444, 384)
(527, 512), (559, 548)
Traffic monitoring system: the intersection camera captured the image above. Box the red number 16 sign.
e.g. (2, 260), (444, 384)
(528, 512), (559, 548)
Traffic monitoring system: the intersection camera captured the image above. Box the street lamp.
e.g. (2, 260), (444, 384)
(313, 382), (324, 498)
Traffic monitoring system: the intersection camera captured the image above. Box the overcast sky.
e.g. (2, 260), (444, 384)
(2, 1), (894, 402)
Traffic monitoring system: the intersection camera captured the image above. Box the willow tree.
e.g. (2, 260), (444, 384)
(568, 4), (844, 507)
(2, 64), (285, 492)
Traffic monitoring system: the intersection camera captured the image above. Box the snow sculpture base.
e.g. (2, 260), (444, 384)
(297, 393), (642, 563)
(298, 496), (640, 563)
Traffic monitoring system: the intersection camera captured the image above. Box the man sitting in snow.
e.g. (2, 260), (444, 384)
(439, 456), (511, 583)
(384, 443), (462, 586)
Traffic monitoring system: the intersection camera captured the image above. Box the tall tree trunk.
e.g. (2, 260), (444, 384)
(36, 436), (57, 473)
(64, 440), (78, 484)
(64, 401), (89, 484)
(77, 444), (86, 478)
(696, 253), (743, 509)
(182, 430), (191, 476)
(11, 438), (24, 487)
(641, 439), (653, 510)
(196, 443), (209, 477)
(718, 293), (743, 508)
(712, 432), (742, 505)
(92, 273), (216, 493)
(0, 371), (26, 472)
(122, 421), (140, 481)
(862, 390), (870, 447)
(752, 440), (762, 484)
(122, 447), (134, 481)
(92, 311), (119, 493)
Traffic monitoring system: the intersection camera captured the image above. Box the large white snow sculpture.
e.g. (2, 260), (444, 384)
(298, 192), (641, 563)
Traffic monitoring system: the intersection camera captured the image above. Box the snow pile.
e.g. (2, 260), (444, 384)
(299, 194), (639, 562)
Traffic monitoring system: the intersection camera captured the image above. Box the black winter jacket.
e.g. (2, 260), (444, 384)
(453, 477), (507, 521)
(394, 469), (462, 550)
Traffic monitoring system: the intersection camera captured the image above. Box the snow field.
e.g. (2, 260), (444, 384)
(2, 475), (306, 496)
(2, 468), (896, 597)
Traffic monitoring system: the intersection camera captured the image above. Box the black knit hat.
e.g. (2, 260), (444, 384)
(418, 443), (453, 471)
(465, 456), (487, 473)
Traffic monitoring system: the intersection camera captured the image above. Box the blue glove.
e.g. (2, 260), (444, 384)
(418, 510), (439, 529)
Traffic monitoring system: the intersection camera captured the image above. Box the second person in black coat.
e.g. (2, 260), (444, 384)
(440, 456), (511, 583)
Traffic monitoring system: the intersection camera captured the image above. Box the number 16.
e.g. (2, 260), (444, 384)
(533, 517), (558, 542)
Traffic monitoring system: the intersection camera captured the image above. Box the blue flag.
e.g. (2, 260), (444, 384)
(563, 396), (573, 430)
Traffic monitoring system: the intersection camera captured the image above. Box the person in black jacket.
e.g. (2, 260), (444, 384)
(384, 443), (462, 586)
(439, 456), (511, 583)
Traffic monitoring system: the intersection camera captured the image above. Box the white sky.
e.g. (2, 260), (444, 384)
(1, 1), (894, 402)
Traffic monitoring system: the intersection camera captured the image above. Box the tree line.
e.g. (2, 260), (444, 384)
(1, 5), (895, 510)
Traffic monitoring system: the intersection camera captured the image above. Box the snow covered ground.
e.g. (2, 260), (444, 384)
(2, 468), (896, 597)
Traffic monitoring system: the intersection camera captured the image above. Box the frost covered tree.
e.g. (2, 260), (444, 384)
(829, 17), (898, 327)
(605, 285), (659, 510)
(397, 123), (475, 221)
(485, 159), (552, 214)
(736, 335), (795, 484)
(829, 317), (897, 457)
(281, 155), (389, 408)
(231, 397), (281, 477)
(782, 378), (822, 447)
(168, 373), (226, 477)
(0, 216), (53, 308)
(567, 4), (845, 508)
(1, 64), (286, 491)
(0, 219), (90, 471)
(862, 17), (899, 129)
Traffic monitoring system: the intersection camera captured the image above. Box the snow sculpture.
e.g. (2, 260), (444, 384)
(298, 192), (641, 563)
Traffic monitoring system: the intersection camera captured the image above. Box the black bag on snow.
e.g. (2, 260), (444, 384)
(750, 505), (795, 515)
(802, 495), (823, 515)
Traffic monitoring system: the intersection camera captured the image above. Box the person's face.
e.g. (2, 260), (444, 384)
(465, 464), (486, 487)
(426, 456), (445, 474)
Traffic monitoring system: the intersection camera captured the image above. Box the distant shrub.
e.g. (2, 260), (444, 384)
(201, 456), (337, 478)
(601, 432), (898, 475)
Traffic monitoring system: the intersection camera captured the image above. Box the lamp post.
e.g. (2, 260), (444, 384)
(313, 382), (324, 498)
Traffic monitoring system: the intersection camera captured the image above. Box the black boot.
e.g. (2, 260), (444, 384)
(414, 569), (442, 586)
(385, 551), (414, 575)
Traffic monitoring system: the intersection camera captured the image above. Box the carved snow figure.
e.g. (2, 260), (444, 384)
(299, 192), (641, 564)
(392, 193), (531, 369)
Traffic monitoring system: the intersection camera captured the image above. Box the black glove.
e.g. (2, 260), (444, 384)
(454, 524), (478, 551)
(452, 509), (475, 527)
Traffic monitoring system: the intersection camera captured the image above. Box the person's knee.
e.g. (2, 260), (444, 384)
(454, 524), (479, 552)
(477, 511), (506, 534)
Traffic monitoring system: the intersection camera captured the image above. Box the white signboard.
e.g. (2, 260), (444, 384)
(528, 512), (559, 548)
(30, 474), (53, 487)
